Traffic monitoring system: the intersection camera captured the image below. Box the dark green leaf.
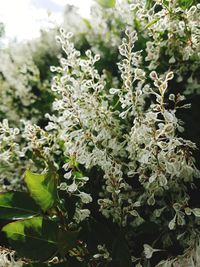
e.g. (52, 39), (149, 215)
(2, 217), (57, 260)
(24, 170), (57, 212)
(2, 216), (78, 261)
(0, 192), (40, 220)
(57, 228), (79, 255)
(96, 0), (116, 8)
(112, 233), (132, 267)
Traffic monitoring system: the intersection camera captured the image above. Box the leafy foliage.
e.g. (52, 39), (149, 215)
(1, 1), (200, 266)
(3, 217), (59, 261)
(24, 170), (57, 212)
(3, 216), (79, 261)
(0, 192), (40, 220)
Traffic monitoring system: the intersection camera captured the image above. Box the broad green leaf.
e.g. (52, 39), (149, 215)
(2, 217), (57, 260)
(96, 0), (116, 8)
(24, 170), (57, 212)
(0, 191), (40, 220)
(112, 233), (132, 267)
(2, 217), (78, 261)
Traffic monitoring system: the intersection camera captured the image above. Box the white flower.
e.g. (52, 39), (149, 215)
(58, 182), (67, 191)
(109, 88), (120, 94)
(67, 181), (78, 193)
(78, 192), (92, 204)
(64, 171), (72, 180)
(74, 208), (90, 222)
(168, 215), (177, 230)
(134, 68), (146, 81)
(143, 244), (162, 259)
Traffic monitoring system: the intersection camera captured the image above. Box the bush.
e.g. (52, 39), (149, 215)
(0, 1), (200, 266)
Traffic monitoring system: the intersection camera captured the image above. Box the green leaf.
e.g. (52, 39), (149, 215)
(2, 217), (57, 260)
(96, 0), (116, 8)
(144, 18), (160, 30)
(24, 170), (57, 212)
(2, 217), (78, 261)
(112, 233), (132, 267)
(0, 192), (40, 220)
(83, 19), (91, 29)
(57, 228), (79, 256)
(146, 0), (153, 9)
(178, 0), (194, 9)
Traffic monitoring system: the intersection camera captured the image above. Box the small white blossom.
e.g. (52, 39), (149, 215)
(67, 181), (78, 193)
(78, 192), (92, 204)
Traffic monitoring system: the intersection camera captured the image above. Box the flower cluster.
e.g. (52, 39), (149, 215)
(46, 14), (200, 262)
(48, 29), (131, 225)
(130, 0), (200, 87)
(0, 247), (23, 267)
(48, 23), (200, 232)
(0, 45), (39, 124)
(0, 120), (25, 191)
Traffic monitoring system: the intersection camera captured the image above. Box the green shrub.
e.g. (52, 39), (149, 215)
(0, 1), (200, 266)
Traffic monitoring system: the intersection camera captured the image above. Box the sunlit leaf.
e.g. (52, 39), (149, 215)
(2, 216), (78, 261)
(24, 170), (57, 212)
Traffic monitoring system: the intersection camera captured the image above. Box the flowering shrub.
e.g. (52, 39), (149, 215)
(0, 0), (200, 266)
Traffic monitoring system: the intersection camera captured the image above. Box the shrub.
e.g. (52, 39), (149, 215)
(0, 1), (200, 266)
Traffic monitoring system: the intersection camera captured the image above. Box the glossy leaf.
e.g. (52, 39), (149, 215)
(96, 0), (116, 8)
(2, 216), (78, 261)
(0, 191), (40, 220)
(24, 170), (57, 212)
(2, 217), (57, 260)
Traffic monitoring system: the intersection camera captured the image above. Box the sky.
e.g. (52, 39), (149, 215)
(0, 0), (93, 42)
